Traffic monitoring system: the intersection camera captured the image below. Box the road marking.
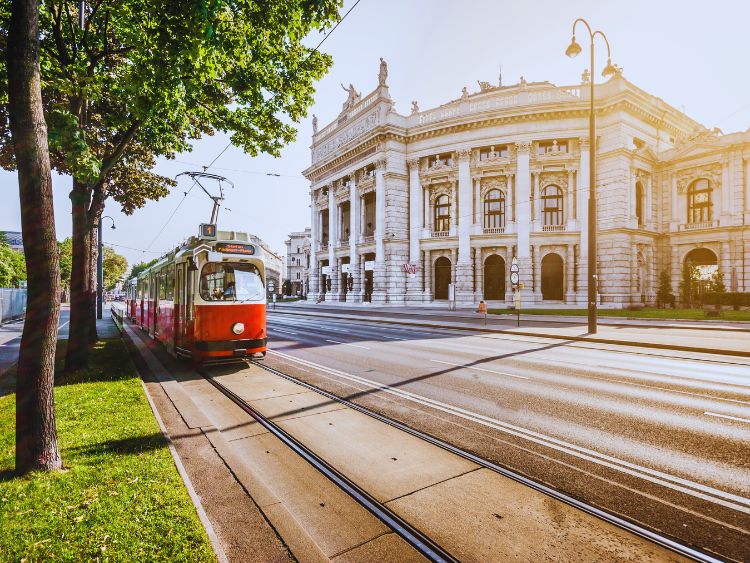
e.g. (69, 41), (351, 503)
(381, 335), (406, 340)
(325, 339), (371, 350)
(270, 349), (750, 515)
(270, 328), (298, 336)
(431, 359), (529, 380)
(704, 412), (750, 425)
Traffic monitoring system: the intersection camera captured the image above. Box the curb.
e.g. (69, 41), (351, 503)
(269, 309), (750, 359)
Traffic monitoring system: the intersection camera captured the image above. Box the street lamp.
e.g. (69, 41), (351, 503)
(97, 215), (116, 319)
(565, 19), (618, 334)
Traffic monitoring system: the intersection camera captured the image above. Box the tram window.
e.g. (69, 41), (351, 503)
(200, 262), (264, 302)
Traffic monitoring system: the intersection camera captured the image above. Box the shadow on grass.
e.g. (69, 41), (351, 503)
(69, 432), (166, 458)
(0, 469), (15, 482)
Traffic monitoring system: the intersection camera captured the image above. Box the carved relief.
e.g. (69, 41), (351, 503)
(677, 163), (722, 193)
(539, 172), (568, 190)
(407, 158), (420, 170)
(430, 182), (453, 201)
(458, 148), (471, 160)
(313, 111), (379, 163)
(515, 141), (531, 153)
(480, 176), (508, 197)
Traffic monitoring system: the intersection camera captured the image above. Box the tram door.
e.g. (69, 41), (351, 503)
(176, 265), (185, 349)
(153, 272), (160, 337)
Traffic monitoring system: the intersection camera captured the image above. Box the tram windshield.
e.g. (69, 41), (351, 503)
(200, 262), (264, 302)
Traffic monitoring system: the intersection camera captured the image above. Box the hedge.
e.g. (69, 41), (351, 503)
(703, 292), (750, 308)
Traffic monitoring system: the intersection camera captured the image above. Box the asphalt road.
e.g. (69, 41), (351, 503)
(264, 311), (750, 562)
(0, 309), (71, 374)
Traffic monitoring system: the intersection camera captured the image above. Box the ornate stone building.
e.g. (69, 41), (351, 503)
(303, 61), (750, 307)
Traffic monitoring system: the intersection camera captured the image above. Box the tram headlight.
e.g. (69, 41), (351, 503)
(232, 322), (245, 335)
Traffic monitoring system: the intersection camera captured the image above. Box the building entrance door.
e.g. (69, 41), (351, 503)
(484, 255), (505, 300)
(541, 253), (564, 300)
(434, 256), (451, 300)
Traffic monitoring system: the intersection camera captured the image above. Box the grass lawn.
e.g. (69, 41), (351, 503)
(487, 307), (750, 321)
(0, 339), (215, 562)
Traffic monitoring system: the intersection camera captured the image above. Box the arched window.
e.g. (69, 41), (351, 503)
(434, 194), (450, 232)
(483, 189), (505, 230)
(687, 179), (711, 223)
(635, 181), (644, 226)
(542, 186), (564, 226)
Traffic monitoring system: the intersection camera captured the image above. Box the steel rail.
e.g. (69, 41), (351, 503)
(251, 359), (725, 563)
(197, 367), (459, 563)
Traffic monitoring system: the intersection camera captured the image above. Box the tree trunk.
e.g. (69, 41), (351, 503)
(7, 0), (63, 474)
(88, 222), (98, 343)
(65, 178), (93, 371)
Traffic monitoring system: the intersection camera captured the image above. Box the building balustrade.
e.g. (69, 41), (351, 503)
(431, 230), (450, 238)
(360, 235), (375, 243)
(482, 227), (505, 235)
(679, 220), (718, 231)
(542, 224), (567, 232)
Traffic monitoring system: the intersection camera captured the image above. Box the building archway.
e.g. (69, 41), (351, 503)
(541, 253), (564, 300)
(434, 256), (452, 300)
(483, 255), (505, 300)
(684, 247), (718, 300)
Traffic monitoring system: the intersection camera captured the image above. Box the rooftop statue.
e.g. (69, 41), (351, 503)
(411, 100), (419, 114)
(312, 114), (318, 134)
(341, 83), (361, 111)
(379, 57), (388, 86)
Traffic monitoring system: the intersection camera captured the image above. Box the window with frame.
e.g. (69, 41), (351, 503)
(687, 179), (712, 223)
(434, 194), (451, 232)
(321, 209), (329, 244)
(483, 189), (505, 229)
(635, 181), (645, 225)
(542, 186), (564, 226)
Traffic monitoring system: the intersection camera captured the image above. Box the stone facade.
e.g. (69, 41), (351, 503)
(303, 62), (750, 307)
(285, 228), (311, 296)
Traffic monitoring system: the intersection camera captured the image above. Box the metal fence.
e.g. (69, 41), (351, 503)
(0, 288), (27, 324)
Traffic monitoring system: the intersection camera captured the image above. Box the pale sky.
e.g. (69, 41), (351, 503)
(2, 0), (749, 271)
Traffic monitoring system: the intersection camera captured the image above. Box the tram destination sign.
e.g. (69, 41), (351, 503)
(214, 242), (256, 255)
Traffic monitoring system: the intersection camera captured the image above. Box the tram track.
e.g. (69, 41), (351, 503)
(244, 358), (725, 563)
(196, 364), (459, 563)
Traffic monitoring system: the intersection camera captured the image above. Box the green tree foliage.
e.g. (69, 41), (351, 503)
(128, 258), (158, 280)
(58, 238), (73, 288)
(710, 267), (726, 295)
(655, 269), (674, 308)
(102, 247), (128, 290)
(678, 262), (699, 308)
(0, 0), (342, 369)
(0, 238), (26, 288)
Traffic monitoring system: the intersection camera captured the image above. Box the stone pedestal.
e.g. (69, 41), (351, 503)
(455, 262), (475, 304)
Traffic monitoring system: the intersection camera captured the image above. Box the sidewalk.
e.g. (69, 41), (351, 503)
(271, 304), (750, 358)
(280, 301), (750, 331)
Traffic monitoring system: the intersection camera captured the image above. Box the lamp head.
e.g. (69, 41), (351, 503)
(565, 36), (582, 58)
(110, 224), (116, 230)
(601, 58), (618, 78)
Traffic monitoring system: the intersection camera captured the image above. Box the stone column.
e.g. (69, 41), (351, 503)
(533, 244), (542, 302)
(646, 175), (653, 226)
(533, 171), (541, 228)
(423, 186), (429, 229)
(424, 249), (432, 301)
(407, 158), (422, 302)
(309, 191), (319, 301)
(631, 242), (639, 305)
(721, 241), (731, 285)
(373, 158), (387, 302)
(565, 244), (575, 303)
(456, 149), (474, 303)
(671, 173), (679, 226)
(577, 137), (590, 304)
(567, 169), (575, 228)
(474, 178), (481, 226)
(509, 174), (516, 225)
(474, 247), (483, 301)
(347, 174), (360, 303)
(450, 181), (458, 235)
(721, 159), (730, 223)
(629, 168), (636, 224)
(327, 184), (338, 301)
(515, 141), (533, 305)
(450, 247), (458, 297)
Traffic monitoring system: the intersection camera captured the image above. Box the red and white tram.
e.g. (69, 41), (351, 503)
(126, 229), (267, 361)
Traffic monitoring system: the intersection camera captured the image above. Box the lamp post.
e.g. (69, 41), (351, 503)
(565, 19), (618, 334)
(97, 215), (116, 319)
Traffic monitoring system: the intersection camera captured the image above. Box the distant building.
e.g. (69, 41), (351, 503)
(285, 228), (311, 296)
(0, 231), (23, 252)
